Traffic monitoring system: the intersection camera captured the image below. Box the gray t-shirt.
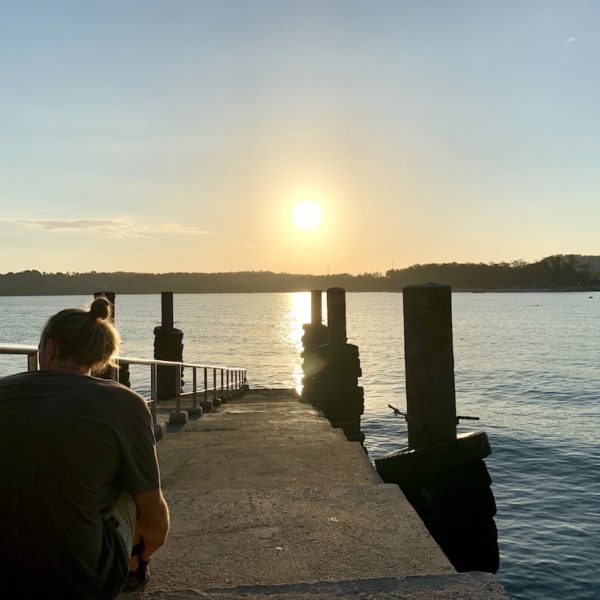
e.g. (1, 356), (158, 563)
(0, 370), (160, 599)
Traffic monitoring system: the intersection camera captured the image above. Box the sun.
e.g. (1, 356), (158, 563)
(293, 201), (323, 230)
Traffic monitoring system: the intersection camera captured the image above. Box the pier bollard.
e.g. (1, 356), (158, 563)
(93, 291), (130, 386)
(153, 292), (184, 403)
(311, 288), (365, 443)
(404, 283), (456, 449)
(301, 290), (328, 404)
(375, 283), (499, 573)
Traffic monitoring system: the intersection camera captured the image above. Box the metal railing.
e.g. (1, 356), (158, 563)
(0, 344), (39, 372)
(0, 344), (247, 425)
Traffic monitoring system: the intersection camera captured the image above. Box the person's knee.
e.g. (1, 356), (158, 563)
(104, 492), (137, 555)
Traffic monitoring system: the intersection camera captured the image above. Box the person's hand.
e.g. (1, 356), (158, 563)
(140, 537), (164, 562)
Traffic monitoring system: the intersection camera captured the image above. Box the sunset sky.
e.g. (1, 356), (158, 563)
(1, 1), (598, 274)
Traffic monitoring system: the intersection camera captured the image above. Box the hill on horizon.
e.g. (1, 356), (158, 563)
(1, 254), (599, 295)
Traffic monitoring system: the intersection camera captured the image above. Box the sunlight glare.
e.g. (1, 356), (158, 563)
(293, 201), (323, 230)
(287, 292), (311, 393)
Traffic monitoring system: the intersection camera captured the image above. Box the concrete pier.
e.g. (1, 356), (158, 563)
(124, 389), (506, 599)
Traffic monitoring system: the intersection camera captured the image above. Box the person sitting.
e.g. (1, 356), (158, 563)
(0, 296), (169, 599)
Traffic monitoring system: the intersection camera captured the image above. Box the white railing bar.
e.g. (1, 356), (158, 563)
(0, 344), (38, 355)
(1, 345), (247, 398)
(0, 346), (246, 373)
(118, 355), (244, 371)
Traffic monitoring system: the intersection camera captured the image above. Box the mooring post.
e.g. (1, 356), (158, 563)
(153, 292), (188, 425)
(93, 291), (130, 385)
(327, 287), (346, 346)
(161, 291), (174, 329)
(307, 287), (365, 442)
(94, 291), (116, 316)
(375, 283), (499, 574)
(403, 284), (457, 449)
(300, 290), (328, 404)
(311, 289), (322, 325)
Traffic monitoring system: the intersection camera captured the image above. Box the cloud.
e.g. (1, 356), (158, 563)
(564, 37), (576, 44)
(0, 218), (212, 238)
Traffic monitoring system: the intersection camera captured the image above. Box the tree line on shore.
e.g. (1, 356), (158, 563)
(1, 255), (598, 295)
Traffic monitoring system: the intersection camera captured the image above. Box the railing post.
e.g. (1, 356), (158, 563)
(176, 364), (182, 412)
(192, 367), (197, 409)
(27, 352), (38, 372)
(213, 369), (218, 405)
(150, 363), (165, 440)
(186, 365), (204, 417)
(204, 367), (208, 403)
(168, 363), (188, 426)
(220, 368), (224, 402)
(150, 364), (158, 421)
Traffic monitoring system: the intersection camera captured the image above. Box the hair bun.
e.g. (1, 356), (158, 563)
(90, 297), (112, 320)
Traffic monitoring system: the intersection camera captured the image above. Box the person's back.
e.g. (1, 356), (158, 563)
(0, 297), (169, 599)
(0, 372), (157, 597)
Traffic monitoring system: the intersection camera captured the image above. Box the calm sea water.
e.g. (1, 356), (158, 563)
(1, 292), (599, 599)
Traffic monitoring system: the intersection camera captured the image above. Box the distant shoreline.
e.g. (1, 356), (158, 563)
(1, 287), (599, 297)
(2, 255), (598, 295)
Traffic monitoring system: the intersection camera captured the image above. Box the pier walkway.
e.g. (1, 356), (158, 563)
(125, 389), (506, 599)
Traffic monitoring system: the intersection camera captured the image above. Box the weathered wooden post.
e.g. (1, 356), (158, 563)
(327, 287), (346, 345)
(93, 291), (130, 386)
(301, 290), (328, 403)
(404, 284), (456, 449)
(153, 292), (184, 402)
(310, 288), (365, 442)
(375, 283), (499, 573)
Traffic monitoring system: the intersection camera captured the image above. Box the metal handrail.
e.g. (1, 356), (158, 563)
(0, 343), (38, 371)
(0, 344), (248, 425)
(0, 344), (38, 354)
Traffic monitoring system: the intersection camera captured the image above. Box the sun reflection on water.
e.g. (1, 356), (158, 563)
(286, 292), (311, 393)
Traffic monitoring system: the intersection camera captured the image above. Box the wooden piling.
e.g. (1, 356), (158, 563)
(161, 292), (174, 329)
(301, 291), (328, 404)
(375, 283), (499, 573)
(93, 291), (130, 386)
(311, 289), (322, 326)
(403, 283), (456, 449)
(93, 291), (115, 316)
(153, 292), (185, 404)
(326, 287), (346, 346)
(308, 288), (365, 443)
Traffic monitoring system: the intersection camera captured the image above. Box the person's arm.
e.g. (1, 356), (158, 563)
(132, 488), (170, 561)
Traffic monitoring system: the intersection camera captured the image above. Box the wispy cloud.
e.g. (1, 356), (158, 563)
(0, 218), (213, 238)
(564, 37), (576, 44)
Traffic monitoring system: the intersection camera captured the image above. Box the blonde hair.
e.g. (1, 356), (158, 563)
(40, 297), (121, 373)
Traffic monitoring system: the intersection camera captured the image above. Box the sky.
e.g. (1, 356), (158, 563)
(1, 0), (599, 274)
